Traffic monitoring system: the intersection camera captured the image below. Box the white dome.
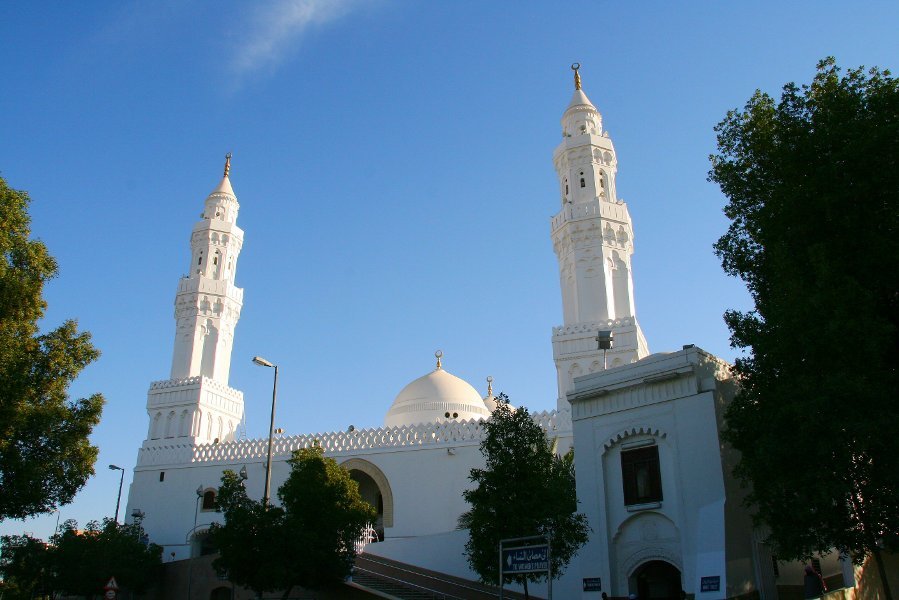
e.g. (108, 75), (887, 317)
(385, 362), (490, 428)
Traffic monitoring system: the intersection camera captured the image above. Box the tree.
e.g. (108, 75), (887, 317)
(210, 447), (376, 598)
(710, 58), (898, 599)
(0, 534), (51, 599)
(51, 518), (163, 597)
(459, 397), (589, 598)
(0, 175), (104, 520)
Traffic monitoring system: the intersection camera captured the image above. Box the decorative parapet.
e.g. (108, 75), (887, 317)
(553, 318), (636, 337)
(136, 409), (573, 468)
(148, 376), (244, 399)
(551, 199), (631, 233)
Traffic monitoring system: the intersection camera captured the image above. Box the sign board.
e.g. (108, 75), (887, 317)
(583, 577), (602, 591)
(501, 544), (549, 574)
(701, 576), (721, 592)
(104, 577), (119, 591)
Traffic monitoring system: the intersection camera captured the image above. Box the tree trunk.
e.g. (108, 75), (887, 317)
(523, 578), (529, 600)
(870, 546), (893, 600)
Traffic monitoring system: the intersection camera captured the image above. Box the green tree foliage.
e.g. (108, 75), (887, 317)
(0, 520), (162, 599)
(51, 518), (163, 597)
(710, 58), (898, 598)
(0, 534), (52, 599)
(210, 447), (376, 598)
(0, 175), (104, 520)
(459, 397), (589, 596)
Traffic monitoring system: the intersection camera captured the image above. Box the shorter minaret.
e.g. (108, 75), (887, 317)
(143, 155), (246, 446)
(550, 65), (649, 410)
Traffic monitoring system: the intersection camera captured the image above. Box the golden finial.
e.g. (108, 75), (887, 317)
(223, 152), (232, 178)
(571, 62), (582, 90)
(486, 376), (493, 397)
(435, 350), (443, 370)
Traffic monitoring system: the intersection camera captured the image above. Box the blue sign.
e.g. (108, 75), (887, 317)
(583, 577), (602, 591)
(501, 545), (549, 574)
(701, 576), (720, 592)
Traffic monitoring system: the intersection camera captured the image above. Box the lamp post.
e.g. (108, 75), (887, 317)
(187, 485), (203, 600)
(252, 355), (279, 508)
(108, 464), (126, 523)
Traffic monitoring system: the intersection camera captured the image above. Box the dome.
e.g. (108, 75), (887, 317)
(384, 353), (491, 428)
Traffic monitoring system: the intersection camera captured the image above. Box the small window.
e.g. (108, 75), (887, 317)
(580, 178), (586, 188)
(198, 256), (203, 265)
(202, 490), (216, 511)
(621, 445), (662, 505)
(565, 184), (569, 194)
(159, 471), (165, 482)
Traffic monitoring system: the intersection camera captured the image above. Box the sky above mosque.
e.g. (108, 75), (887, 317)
(2, 0), (897, 539)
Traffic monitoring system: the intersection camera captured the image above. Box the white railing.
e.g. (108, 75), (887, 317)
(354, 523), (379, 555)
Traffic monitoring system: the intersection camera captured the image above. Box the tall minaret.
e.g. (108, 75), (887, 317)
(143, 155), (246, 446)
(551, 65), (649, 410)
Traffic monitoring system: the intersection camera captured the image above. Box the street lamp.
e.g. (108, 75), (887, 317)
(108, 464), (126, 523)
(252, 355), (279, 508)
(187, 485), (203, 600)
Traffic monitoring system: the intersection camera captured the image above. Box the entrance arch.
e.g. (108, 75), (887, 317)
(340, 458), (394, 531)
(630, 560), (682, 600)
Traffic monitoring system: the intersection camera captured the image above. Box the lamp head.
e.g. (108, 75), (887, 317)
(252, 356), (274, 368)
(108, 464), (123, 471)
(196, 485), (204, 497)
(595, 330), (614, 350)
(238, 466), (248, 481)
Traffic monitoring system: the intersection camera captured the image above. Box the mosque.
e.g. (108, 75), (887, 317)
(124, 67), (851, 599)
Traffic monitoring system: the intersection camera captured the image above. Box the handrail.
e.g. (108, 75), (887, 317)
(354, 564), (467, 600)
(358, 554), (507, 599)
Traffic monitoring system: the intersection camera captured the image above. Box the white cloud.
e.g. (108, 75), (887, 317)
(233, 0), (359, 76)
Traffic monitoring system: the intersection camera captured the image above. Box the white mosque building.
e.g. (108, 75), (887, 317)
(124, 67), (848, 599)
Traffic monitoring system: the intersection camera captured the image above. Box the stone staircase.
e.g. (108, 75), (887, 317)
(349, 553), (535, 600)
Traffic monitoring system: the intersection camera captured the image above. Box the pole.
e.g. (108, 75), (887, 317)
(263, 365), (279, 508)
(187, 491), (201, 600)
(498, 540), (504, 600)
(547, 532), (553, 600)
(114, 468), (125, 523)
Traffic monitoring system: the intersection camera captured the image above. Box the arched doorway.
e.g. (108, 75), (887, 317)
(349, 470), (384, 540)
(340, 458), (394, 541)
(631, 560), (682, 600)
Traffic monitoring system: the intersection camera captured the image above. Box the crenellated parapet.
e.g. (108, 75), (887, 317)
(135, 409), (573, 468)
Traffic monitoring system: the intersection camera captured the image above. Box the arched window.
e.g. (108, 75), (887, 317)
(217, 417), (223, 441)
(201, 489), (216, 511)
(580, 171), (586, 187)
(165, 411), (175, 438)
(178, 410), (189, 437)
(151, 412), (162, 439)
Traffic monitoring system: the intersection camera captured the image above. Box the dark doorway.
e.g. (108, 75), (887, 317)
(209, 587), (231, 600)
(631, 560), (682, 600)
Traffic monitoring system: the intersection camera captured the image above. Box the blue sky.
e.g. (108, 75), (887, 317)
(2, 0), (897, 539)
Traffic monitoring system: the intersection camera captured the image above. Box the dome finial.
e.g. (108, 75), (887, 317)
(223, 152), (232, 178)
(571, 62), (581, 90)
(486, 375), (493, 397)
(435, 350), (443, 370)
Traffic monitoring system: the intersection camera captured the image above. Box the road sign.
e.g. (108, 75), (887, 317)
(104, 577), (119, 590)
(501, 544), (549, 574)
(583, 577), (602, 591)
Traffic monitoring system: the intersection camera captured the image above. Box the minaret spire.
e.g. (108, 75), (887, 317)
(143, 158), (247, 446)
(551, 65), (648, 410)
(572, 62), (582, 90)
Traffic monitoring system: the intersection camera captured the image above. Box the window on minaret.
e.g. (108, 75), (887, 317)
(621, 444), (662, 505)
(580, 172), (585, 188)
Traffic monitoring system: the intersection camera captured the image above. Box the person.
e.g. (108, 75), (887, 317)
(804, 564), (826, 599)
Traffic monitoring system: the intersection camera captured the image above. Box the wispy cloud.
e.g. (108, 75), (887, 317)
(233, 0), (360, 77)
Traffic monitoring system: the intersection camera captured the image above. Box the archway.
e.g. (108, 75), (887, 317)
(630, 560), (682, 600)
(340, 458), (394, 538)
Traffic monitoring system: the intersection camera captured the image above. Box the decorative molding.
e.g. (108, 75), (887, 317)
(603, 426), (667, 452)
(135, 410), (572, 467)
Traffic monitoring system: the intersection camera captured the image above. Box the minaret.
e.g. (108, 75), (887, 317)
(551, 65), (649, 410)
(143, 155), (246, 446)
